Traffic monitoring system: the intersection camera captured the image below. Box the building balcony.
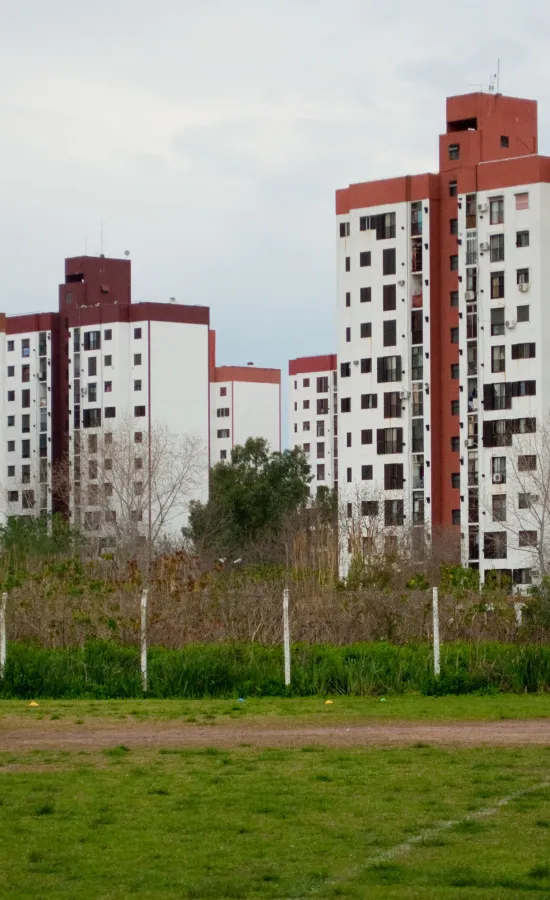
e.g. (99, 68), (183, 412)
(412, 293), (423, 308)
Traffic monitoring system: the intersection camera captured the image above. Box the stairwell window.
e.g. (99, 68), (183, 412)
(449, 143), (460, 161)
(134, 406), (146, 417)
(360, 287), (371, 303)
(360, 251), (371, 267)
(516, 192), (529, 210)
(517, 231), (529, 248)
(134, 328), (142, 339)
(217, 408), (230, 418)
(517, 268), (530, 286)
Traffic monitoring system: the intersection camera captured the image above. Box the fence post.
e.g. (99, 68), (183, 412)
(0, 592), (7, 680)
(432, 586), (440, 677)
(283, 587), (291, 687)
(140, 588), (148, 692)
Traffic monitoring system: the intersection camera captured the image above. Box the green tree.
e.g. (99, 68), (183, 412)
(187, 438), (311, 553)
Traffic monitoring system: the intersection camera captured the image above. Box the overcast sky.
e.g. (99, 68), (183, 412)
(1, 0), (550, 444)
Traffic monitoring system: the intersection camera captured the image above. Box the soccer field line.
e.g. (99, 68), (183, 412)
(296, 778), (550, 899)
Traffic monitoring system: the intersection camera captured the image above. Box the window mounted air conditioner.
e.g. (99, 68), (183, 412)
(518, 283), (530, 292)
(467, 438), (476, 448)
(506, 319), (516, 329)
(492, 473), (503, 484)
(477, 201), (488, 213)
(479, 242), (490, 252)
(465, 290), (476, 301)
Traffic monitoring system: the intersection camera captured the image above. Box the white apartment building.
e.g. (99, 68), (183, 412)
(289, 355), (338, 496)
(210, 362), (281, 464)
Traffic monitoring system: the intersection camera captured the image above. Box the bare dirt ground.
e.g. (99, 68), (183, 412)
(0, 718), (549, 751)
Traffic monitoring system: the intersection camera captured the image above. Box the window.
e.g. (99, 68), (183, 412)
(317, 464), (325, 481)
(489, 271), (504, 303)
(362, 465), (373, 480)
(7, 415), (14, 427)
(491, 346), (505, 373)
(451, 364), (459, 380)
(450, 327), (459, 344)
(492, 495), (507, 522)
(450, 255), (459, 271)
(452, 509), (461, 525)
(103, 381), (112, 393)
(21, 439), (30, 458)
(89, 460), (98, 480)
(383, 320), (396, 347)
(382, 248), (396, 276)
(105, 407), (116, 418)
(303, 422), (311, 431)
(511, 380), (536, 397)
(377, 356), (401, 383)
(303, 378), (310, 387)
(303, 400), (310, 410)
(484, 532), (507, 559)
(217, 429), (230, 439)
(490, 197), (504, 225)
(339, 221), (350, 237)
(134, 457), (143, 470)
(516, 192), (529, 210)
(217, 408), (230, 418)
(83, 408), (101, 428)
(105, 433), (113, 445)
(346, 467), (351, 482)
(360, 287), (371, 303)
(22, 490), (35, 510)
(88, 383), (97, 402)
(134, 354), (142, 365)
(385, 499), (404, 526)
(317, 442), (325, 459)
(517, 305), (529, 322)
(317, 398), (328, 415)
(21, 390), (30, 408)
(517, 268), (530, 286)
(340, 398), (351, 413)
(88, 434), (98, 453)
(362, 501), (379, 517)
(384, 392), (401, 419)
(84, 331), (101, 351)
(7, 341), (14, 352)
(383, 284), (396, 311)
(511, 343), (535, 360)
(105, 355), (112, 367)
(491, 457), (506, 484)
(450, 218), (458, 235)
(451, 472), (460, 489)
(317, 376), (329, 393)
(412, 308), (424, 344)
(105, 458), (113, 471)
(364, 212), (396, 240)
(385, 463), (404, 490)
(7, 441), (15, 452)
(340, 362), (351, 378)
(219, 387), (227, 397)
(345, 292), (351, 308)
(104, 329), (112, 340)
(88, 357), (97, 376)
(449, 181), (457, 197)
(345, 432), (351, 448)
(303, 443), (311, 453)
(451, 399), (459, 415)
(411, 346), (423, 381)
(449, 143), (460, 160)
(345, 257), (350, 272)
(7, 491), (18, 503)
(518, 493), (533, 510)
(501, 135), (509, 148)
(361, 429), (372, 445)
(361, 322), (372, 338)
(412, 384), (423, 417)
(21, 339), (30, 357)
(134, 406), (146, 417)
(7, 366), (14, 377)
(360, 251), (371, 267)
(134, 432), (143, 444)
(359, 216), (367, 231)
(361, 393), (377, 409)
(451, 436), (460, 452)
(7, 466), (15, 478)
(376, 427), (403, 454)
(450, 291), (459, 308)
(516, 230), (529, 248)
(7, 391), (14, 402)
(345, 327), (351, 343)
(361, 358), (371, 374)
(490, 308), (505, 336)
(519, 531), (537, 548)
(518, 455), (536, 472)
(490, 233), (505, 262)
(134, 328), (142, 339)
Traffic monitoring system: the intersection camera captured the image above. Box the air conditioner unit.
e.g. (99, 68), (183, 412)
(493, 473), (503, 484)
(398, 279), (406, 287)
(477, 201), (489, 213)
(479, 241), (490, 252)
(465, 290), (476, 301)
(518, 282), (530, 292)
(467, 438), (476, 448)
(399, 389), (410, 400)
(353, 360), (359, 366)
(506, 319), (516, 329)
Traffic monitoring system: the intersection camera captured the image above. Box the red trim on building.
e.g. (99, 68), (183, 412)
(7, 313), (60, 335)
(289, 354), (337, 376)
(336, 175), (440, 215)
(214, 366), (280, 385)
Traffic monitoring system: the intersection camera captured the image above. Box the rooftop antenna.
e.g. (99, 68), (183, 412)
(496, 58), (501, 94)
(100, 217), (104, 257)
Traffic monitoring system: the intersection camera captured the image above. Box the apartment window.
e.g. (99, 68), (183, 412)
(7, 491), (18, 503)
(519, 531), (538, 548)
(412, 310), (423, 345)
(517, 268), (530, 286)
(361, 393), (377, 409)
(21, 339), (30, 357)
(7, 341), (14, 352)
(7, 441), (15, 452)
(105, 355), (112, 367)
(21, 414), (30, 434)
(105, 407), (116, 418)
(345, 327), (351, 343)
(518, 493), (532, 510)
(361, 322), (372, 339)
(303, 378), (310, 387)
(345, 467), (352, 483)
(412, 384), (423, 417)
(345, 432), (351, 448)
(492, 494), (507, 522)
(88, 433), (98, 453)
(83, 409), (101, 428)
(448, 143), (460, 161)
(105, 433), (113, 446)
(134, 406), (146, 417)
(303, 422), (311, 431)
(376, 427), (403, 455)
(411, 346), (423, 381)
(385, 463), (404, 490)
(451, 399), (459, 415)
(89, 460), (98, 480)
(21, 439), (30, 458)
(516, 230), (529, 248)
(104, 381), (112, 392)
(7, 466), (15, 478)
(340, 362), (351, 378)
(511, 343), (535, 360)
(219, 387), (227, 397)
(516, 192), (529, 211)
(104, 329), (112, 340)
(21, 390), (30, 408)
(88, 383), (97, 403)
(385, 499), (404, 526)
(134, 328), (142, 339)
(452, 509), (461, 526)
(7, 415), (14, 427)
(361, 358), (371, 374)
(317, 442), (325, 459)
(359, 216), (367, 231)
(484, 532), (507, 559)
(518, 455), (536, 472)
(360, 287), (371, 303)
(217, 408), (230, 418)
(451, 436), (460, 452)
(383, 320), (396, 347)
(134, 354), (142, 366)
(303, 443), (311, 454)
(88, 357), (97, 376)
(84, 331), (101, 351)
(492, 457), (506, 483)
(104, 458), (113, 471)
(450, 327), (459, 344)
(383, 284), (396, 311)
(217, 429), (230, 439)
(339, 221), (350, 237)
(22, 490), (35, 510)
(517, 305), (529, 322)
(450, 255), (459, 271)
(377, 356), (402, 383)
(134, 432), (143, 444)
(511, 380), (536, 397)
(449, 181), (457, 197)
(317, 376), (329, 393)
(451, 472), (460, 489)
(317, 398), (328, 415)
(7, 391), (15, 402)
(317, 464), (325, 481)
(491, 308), (505, 336)
(345, 292), (351, 308)
(490, 233), (505, 262)
(7, 366), (14, 378)
(384, 391), (401, 419)
(491, 346), (505, 373)
(450, 291), (459, 308)
(345, 257), (350, 272)
(362, 464), (373, 480)
(340, 398), (351, 413)
(361, 429), (372, 445)
(303, 399), (310, 410)
(450, 218), (458, 235)
(360, 251), (371, 267)
(490, 197), (504, 225)
(466, 267), (477, 295)
(500, 135), (509, 148)
(362, 501), (379, 517)
(382, 248), (396, 276)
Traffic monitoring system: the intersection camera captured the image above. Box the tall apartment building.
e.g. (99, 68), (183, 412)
(209, 332), (281, 463)
(289, 355), (338, 496)
(336, 90), (547, 585)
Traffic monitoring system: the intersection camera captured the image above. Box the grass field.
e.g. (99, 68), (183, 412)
(1, 698), (550, 898)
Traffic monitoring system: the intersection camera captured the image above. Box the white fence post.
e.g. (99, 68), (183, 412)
(0, 592), (7, 680)
(140, 588), (148, 692)
(283, 587), (291, 687)
(432, 586), (440, 677)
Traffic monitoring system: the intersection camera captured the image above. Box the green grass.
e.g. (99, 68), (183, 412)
(2, 692), (550, 725)
(0, 744), (549, 898)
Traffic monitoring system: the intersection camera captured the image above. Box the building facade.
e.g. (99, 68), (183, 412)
(336, 90), (549, 584)
(289, 355), (338, 496)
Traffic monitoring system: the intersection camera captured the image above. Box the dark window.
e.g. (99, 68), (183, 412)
(490, 197), (504, 225)
(88, 357), (97, 376)
(361, 322), (372, 338)
(317, 398), (328, 415)
(517, 305), (529, 322)
(105, 381), (112, 392)
(217, 408), (230, 418)
(450, 218), (458, 234)
(340, 362), (351, 378)
(134, 406), (146, 417)
(516, 230), (529, 248)
(362, 501), (379, 517)
(7, 415), (14, 426)
(451, 473), (460, 489)
(359, 216), (367, 231)
(451, 436), (460, 452)
(517, 268), (530, 285)
(360, 287), (371, 303)
(491, 346), (505, 373)
(376, 427), (403, 455)
(492, 495), (507, 522)
(340, 398), (351, 413)
(490, 233), (505, 262)
(385, 499), (404, 526)
(345, 327), (351, 343)
(384, 463), (403, 490)
(411, 346), (423, 381)
(105, 355), (112, 366)
(518, 455), (536, 472)
(450, 255), (459, 271)
(7, 491), (18, 502)
(510, 380), (536, 397)
(365, 212), (396, 240)
(105, 407), (116, 418)
(21, 439), (30, 458)
(511, 343), (535, 360)
(21, 390), (30, 408)
(22, 490), (35, 510)
(384, 391), (401, 419)
(318, 442), (325, 459)
(7, 391), (15, 402)
(519, 531), (537, 548)
(452, 509), (461, 525)
(361, 429), (372, 445)
(346, 432), (351, 448)
(377, 356), (402, 383)
(345, 467), (352, 482)
(361, 393), (377, 409)
(362, 465), (373, 480)
(382, 248), (396, 276)
(7, 366), (14, 377)
(317, 376), (329, 393)
(7, 341), (14, 352)
(84, 331), (101, 351)
(339, 222), (349, 237)
(449, 181), (457, 197)
(360, 251), (371, 267)
(491, 272), (505, 299)
(345, 292), (351, 308)
(383, 320), (396, 347)
(217, 429), (230, 439)
(7, 441), (14, 452)
(83, 408), (102, 428)
(104, 329), (112, 340)
(450, 327), (459, 344)
(383, 284), (396, 311)
(449, 143), (460, 160)
(345, 257), (350, 272)
(317, 464), (325, 481)
(484, 532), (507, 559)
(360, 358), (371, 374)
(450, 291), (459, 307)
(134, 328), (142, 339)
(501, 135), (509, 148)
(451, 400), (459, 415)
(134, 354), (142, 366)
(491, 307), (505, 336)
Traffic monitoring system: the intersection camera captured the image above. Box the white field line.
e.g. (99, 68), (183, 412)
(297, 778), (550, 899)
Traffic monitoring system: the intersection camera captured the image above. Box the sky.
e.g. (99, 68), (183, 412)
(1, 0), (550, 445)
